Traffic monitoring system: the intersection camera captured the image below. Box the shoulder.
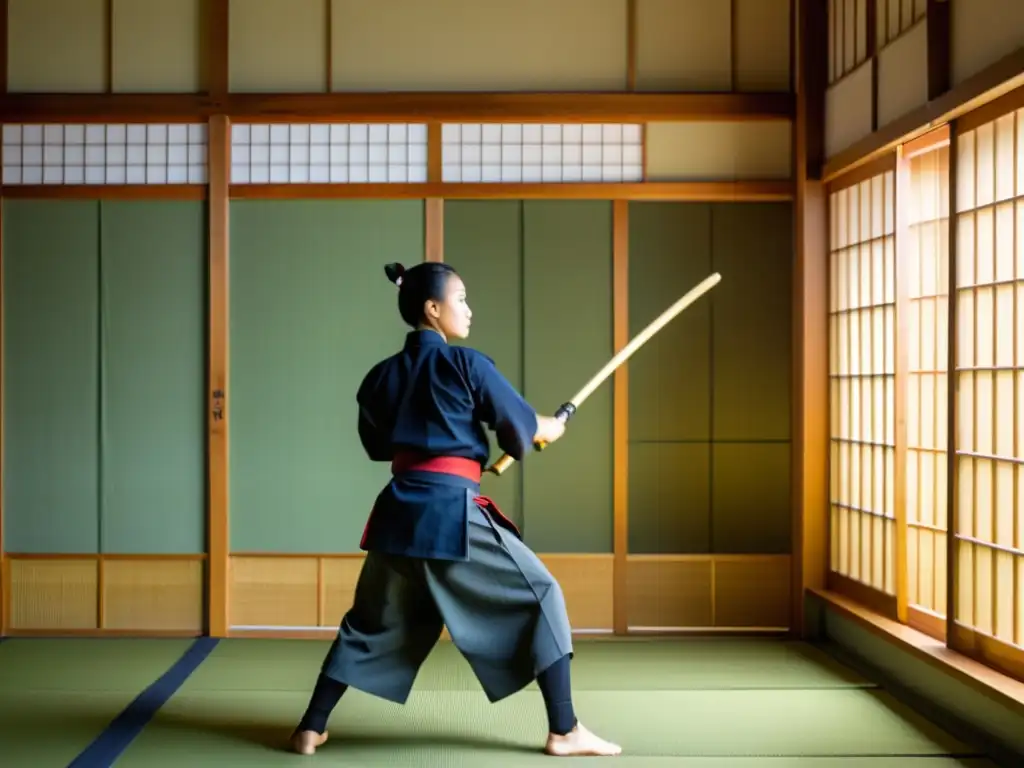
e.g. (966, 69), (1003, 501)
(357, 355), (397, 397)
(449, 345), (499, 379)
(450, 345), (496, 368)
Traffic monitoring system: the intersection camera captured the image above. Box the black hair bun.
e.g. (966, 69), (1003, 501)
(384, 262), (406, 286)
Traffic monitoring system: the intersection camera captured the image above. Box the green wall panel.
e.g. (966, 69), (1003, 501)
(229, 200), (421, 553)
(444, 201), (524, 528)
(522, 201), (613, 553)
(712, 442), (791, 553)
(710, 202), (793, 441)
(627, 203), (712, 443)
(98, 201), (206, 554)
(626, 202), (793, 555)
(709, 202), (793, 553)
(627, 202), (713, 553)
(3, 200), (100, 553)
(628, 443), (711, 553)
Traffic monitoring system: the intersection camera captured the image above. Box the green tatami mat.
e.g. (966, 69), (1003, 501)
(0, 638), (195, 766)
(0, 690), (148, 766)
(115, 686), (974, 765)
(0, 637), (195, 691)
(181, 637), (871, 693)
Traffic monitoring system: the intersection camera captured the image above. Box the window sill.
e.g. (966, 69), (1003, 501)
(810, 588), (1024, 716)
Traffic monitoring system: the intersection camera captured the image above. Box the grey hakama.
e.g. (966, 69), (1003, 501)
(320, 502), (575, 704)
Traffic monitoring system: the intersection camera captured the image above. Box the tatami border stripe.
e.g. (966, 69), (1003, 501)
(67, 637), (219, 767)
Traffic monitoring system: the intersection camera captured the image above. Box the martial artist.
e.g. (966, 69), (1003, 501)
(291, 260), (621, 758)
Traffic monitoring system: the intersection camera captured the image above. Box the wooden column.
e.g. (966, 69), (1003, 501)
(425, 123), (444, 262)
(612, 200), (629, 635)
(791, 0), (830, 637)
(0, 0), (8, 638)
(927, 0), (951, 101)
(207, 115), (230, 637)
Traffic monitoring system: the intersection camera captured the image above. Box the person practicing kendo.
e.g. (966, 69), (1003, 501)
(290, 260), (623, 758)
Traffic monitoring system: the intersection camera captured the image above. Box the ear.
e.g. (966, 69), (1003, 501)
(423, 298), (441, 319)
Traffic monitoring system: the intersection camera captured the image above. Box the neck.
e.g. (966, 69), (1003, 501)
(416, 324), (447, 342)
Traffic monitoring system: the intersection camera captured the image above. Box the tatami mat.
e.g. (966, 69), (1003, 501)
(181, 636), (873, 693)
(0, 637), (1000, 766)
(105, 637), (991, 766)
(0, 638), (195, 766)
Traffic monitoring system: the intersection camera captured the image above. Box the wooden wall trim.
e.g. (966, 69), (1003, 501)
(228, 181), (794, 202)
(207, 114), (230, 637)
(5, 553), (206, 560)
(826, 152), (897, 193)
(612, 200), (629, 635)
(950, 624), (1024, 686)
(824, 45), (1024, 181)
(626, 0), (637, 91)
(103, 0), (113, 93)
(902, 124), (950, 159)
(0, 186), (208, 200)
(926, 0), (951, 102)
(813, 588), (1024, 714)
(0, 92), (794, 124)
(5, 555), (205, 636)
(228, 553), (791, 635)
(953, 82), (1024, 135)
(827, 571), (899, 620)
(206, 0), (230, 98)
(324, 0), (333, 93)
(0, 0), (6, 638)
(791, 0), (829, 639)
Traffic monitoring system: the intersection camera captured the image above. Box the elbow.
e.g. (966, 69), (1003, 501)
(496, 414), (537, 460)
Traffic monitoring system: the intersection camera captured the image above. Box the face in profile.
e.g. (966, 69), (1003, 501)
(425, 273), (472, 340)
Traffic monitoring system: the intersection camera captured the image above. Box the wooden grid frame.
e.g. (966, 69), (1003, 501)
(904, 137), (951, 640)
(828, 0), (874, 86)
(822, 91), (1024, 688)
(875, 0), (927, 52)
(951, 110), (1024, 682)
(827, 157), (899, 618)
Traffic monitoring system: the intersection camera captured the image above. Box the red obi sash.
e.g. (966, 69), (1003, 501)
(358, 452), (521, 549)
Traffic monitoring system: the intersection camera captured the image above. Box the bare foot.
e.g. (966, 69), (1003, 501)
(290, 729), (329, 755)
(544, 722), (622, 757)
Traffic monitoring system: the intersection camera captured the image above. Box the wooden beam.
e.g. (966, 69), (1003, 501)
(791, 0), (829, 638)
(1, 185), (207, 200)
(0, 0), (6, 638)
(207, 114), (230, 637)
(104, 0), (113, 93)
(824, 45), (1024, 181)
(612, 199), (629, 636)
(228, 181), (794, 201)
(0, 0), (7, 93)
(206, 0), (229, 97)
(0, 91), (795, 124)
(926, 0), (951, 101)
(626, 0), (637, 91)
(868, 0), (878, 132)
